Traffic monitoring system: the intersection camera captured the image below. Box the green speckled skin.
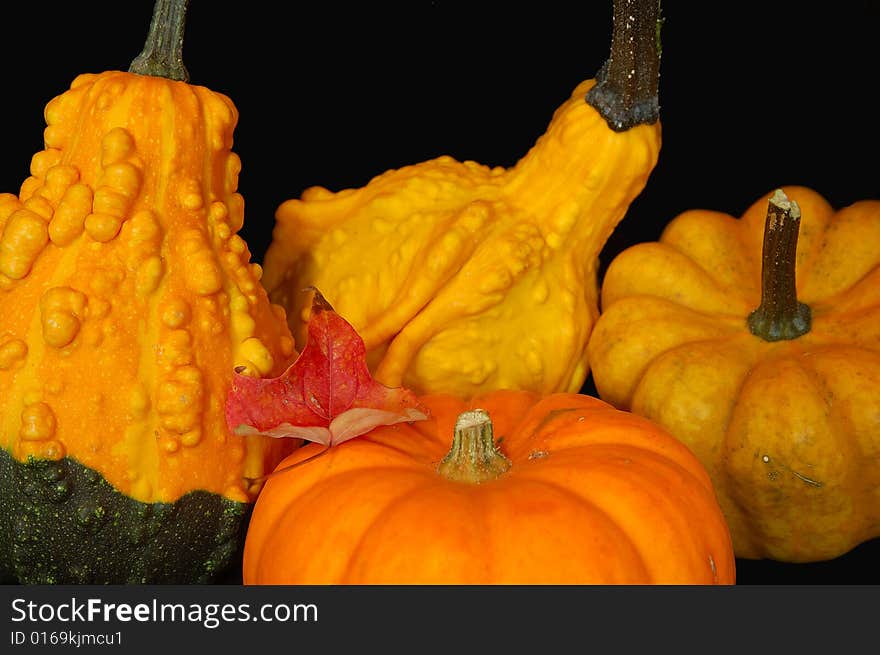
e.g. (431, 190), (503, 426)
(0, 448), (250, 584)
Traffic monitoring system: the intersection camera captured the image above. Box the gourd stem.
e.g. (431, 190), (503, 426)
(747, 189), (812, 341)
(586, 0), (662, 131)
(437, 410), (511, 484)
(129, 0), (190, 81)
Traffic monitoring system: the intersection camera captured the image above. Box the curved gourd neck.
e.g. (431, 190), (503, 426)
(501, 0), (662, 257)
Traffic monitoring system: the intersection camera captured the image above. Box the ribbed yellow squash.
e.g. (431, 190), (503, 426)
(589, 187), (880, 562)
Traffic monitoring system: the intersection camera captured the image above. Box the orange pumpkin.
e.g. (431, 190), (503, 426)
(243, 391), (736, 584)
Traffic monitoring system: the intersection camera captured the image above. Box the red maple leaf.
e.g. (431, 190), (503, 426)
(225, 288), (429, 446)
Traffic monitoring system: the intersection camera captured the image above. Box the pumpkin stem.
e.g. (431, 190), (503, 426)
(747, 189), (812, 341)
(437, 410), (511, 484)
(586, 0), (662, 131)
(129, 0), (190, 81)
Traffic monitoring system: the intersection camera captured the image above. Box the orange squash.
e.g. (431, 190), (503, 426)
(0, 0), (295, 583)
(243, 391), (735, 585)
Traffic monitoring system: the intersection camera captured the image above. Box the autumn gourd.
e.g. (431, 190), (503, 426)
(261, 0), (662, 398)
(588, 187), (880, 562)
(0, 0), (296, 583)
(243, 390), (735, 585)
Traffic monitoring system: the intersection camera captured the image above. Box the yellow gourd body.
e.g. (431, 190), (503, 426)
(263, 80), (660, 397)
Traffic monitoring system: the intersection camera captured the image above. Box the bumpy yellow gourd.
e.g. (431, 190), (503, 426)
(0, 0), (295, 583)
(263, 0), (662, 397)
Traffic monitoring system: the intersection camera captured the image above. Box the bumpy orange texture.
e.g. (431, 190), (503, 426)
(0, 70), (296, 503)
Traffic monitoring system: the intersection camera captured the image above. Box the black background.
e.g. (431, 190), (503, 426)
(1, 1), (879, 585)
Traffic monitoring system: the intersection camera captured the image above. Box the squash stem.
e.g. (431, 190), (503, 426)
(437, 410), (511, 484)
(747, 189), (812, 341)
(129, 0), (190, 81)
(586, 0), (662, 131)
